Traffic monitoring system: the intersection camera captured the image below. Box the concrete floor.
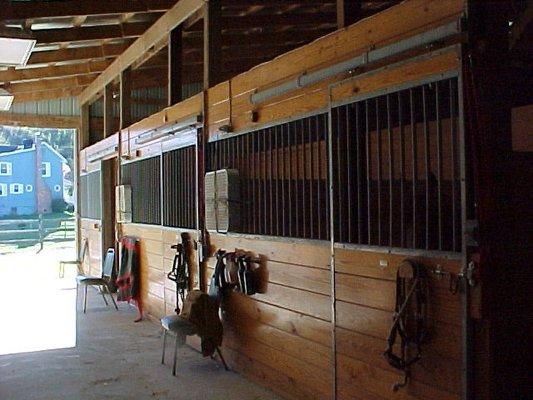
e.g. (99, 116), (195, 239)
(0, 243), (280, 400)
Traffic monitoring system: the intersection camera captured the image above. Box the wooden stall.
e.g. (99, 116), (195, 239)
(76, 0), (520, 399)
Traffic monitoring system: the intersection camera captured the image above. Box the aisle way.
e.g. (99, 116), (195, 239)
(0, 242), (280, 400)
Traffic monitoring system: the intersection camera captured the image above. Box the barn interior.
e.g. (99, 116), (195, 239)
(0, 1), (531, 400)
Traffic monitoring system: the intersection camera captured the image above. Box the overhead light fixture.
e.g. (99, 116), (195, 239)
(135, 115), (202, 145)
(0, 88), (14, 111)
(0, 27), (36, 67)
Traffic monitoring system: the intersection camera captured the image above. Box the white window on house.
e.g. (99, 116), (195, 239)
(26, 184), (33, 192)
(54, 184), (61, 192)
(0, 162), (12, 176)
(41, 162), (51, 178)
(10, 183), (24, 194)
(0, 183), (7, 196)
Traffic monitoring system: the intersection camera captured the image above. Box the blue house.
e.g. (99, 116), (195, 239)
(0, 140), (66, 217)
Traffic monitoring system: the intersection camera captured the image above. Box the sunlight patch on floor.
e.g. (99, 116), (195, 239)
(0, 243), (77, 355)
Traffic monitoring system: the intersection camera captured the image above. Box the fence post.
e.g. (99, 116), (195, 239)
(38, 213), (44, 252)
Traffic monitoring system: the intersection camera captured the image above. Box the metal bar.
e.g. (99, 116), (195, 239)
(450, 78), (457, 252)
(263, 130), (268, 235)
(288, 123), (293, 237)
(422, 85), (430, 250)
(315, 115), (321, 240)
(324, 113), (330, 240)
(274, 126), (280, 237)
(410, 88), (417, 248)
(365, 100), (371, 244)
(436, 81), (443, 250)
(387, 94), (393, 247)
(355, 103), (362, 244)
(269, 127), (274, 236)
(376, 97), (382, 246)
(399, 91), (405, 247)
(326, 90), (338, 400)
(335, 107), (343, 241)
(281, 123), (287, 237)
(308, 117), (315, 239)
(295, 121), (301, 237)
(251, 133), (256, 234)
(301, 119), (307, 238)
(346, 105), (353, 243)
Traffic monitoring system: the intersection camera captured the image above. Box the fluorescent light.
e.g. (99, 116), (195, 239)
(0, 88), (14, 111)
(135, 115), (202, 145)
(0, 37), (36, 67)
(87, 146), (118, 163)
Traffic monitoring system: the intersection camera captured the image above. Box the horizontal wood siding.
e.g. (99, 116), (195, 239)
(208, 233), (333, 400)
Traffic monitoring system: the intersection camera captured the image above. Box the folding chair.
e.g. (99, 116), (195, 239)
(76, 248), (118, 313)
(59, 238), (88, 278)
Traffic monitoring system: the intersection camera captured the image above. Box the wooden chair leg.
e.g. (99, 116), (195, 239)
(216, 347), (230, 371)
(83, 285), (88, 313)
(161, 329), (167, 365)
(172, 333), (179, 376)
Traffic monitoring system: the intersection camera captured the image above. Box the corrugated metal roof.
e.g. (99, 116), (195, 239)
(10, 97), (79, 116)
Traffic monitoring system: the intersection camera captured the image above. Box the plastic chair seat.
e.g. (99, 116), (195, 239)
(161, 315), (197, 335)
(76, 276), (106, 285)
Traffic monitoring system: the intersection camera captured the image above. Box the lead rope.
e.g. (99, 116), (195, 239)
(383, 260), (428, 391)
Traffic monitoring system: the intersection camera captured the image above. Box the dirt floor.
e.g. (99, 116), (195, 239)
(0, 241), (280, 400)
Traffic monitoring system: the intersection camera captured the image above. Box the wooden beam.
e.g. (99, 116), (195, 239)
(33, 21), (155, 45)
(3, 0), (177, 21)
(28, 42), (131, 65)
(7, 74), (98, 94)
(0, 59), (112, 83)
(79, 0), (204, 105)
(0, 112), (80, 129)
(204, 0), (222, 89)
(168, 25), (183, 105)
(12, 87), (86, 103)
(120, 68), (132, 130)
(103, 83), (114, 137)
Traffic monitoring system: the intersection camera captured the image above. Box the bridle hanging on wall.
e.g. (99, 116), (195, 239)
(383, 259), (429, 391)
(167, 232), (191, 314)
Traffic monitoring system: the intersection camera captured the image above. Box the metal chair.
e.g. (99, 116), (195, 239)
(161, 290), (229, 376)
(59, 238), (88, 278)
(76, 248), (118, 313)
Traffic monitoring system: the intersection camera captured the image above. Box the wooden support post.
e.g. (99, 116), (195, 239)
(103, 83), (114, 137)
(120, 68), (132, 130)
(336, 0), (360, 29)
(168, 25), (183, 105)
(203, 0), (222, 89)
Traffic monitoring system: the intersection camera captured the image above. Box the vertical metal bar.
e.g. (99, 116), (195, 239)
(263, 130), (268, 235)
(280, 124), (286, 237)
(355, 103), (362, 244)
(336, 107), (343, 241)
(269, 127), (274, 236)
(274, 126), (280, 236)
(251, 133), (256, 233)
(410, 88), (417, 248)
(450, 78), (457, 252)
(308, 117), (315, 239)
(315, 115), (322, 240)
(346, 105), (353, 243)
(365, 100), (371, 245)
(387, 94), (393, 247)
(324, 113), (330, 240)
(376, 97), (382, 246)
(326, 90), (337, 400)
(422, 85), (430, 250)
(398, 91), (405, 247)
(301, 119), (307, 238)
(294, 121), (300, 237)
(436, 81), (443, 250)
(288, 123), (293, 237)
